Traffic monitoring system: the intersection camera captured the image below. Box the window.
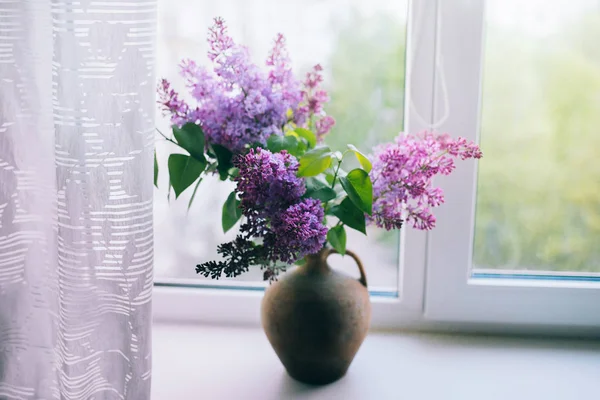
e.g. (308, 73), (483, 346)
(425, 0), (600, 328)
(474, 0), (600, 275)
(154, 0), (410, 293)
(154, 0), (600, 331)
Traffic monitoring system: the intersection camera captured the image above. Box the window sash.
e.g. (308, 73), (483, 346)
(423, 0), (600, 328)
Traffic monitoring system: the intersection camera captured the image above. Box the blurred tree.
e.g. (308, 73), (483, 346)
(325, 11), (407, 153)
(474, 16), (600, 272)
(324, 11), (408, 251)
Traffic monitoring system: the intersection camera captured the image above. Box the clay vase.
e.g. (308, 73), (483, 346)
(261, 248), (371, 385)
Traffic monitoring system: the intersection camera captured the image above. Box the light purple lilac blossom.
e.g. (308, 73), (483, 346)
(234, 148), (327, 263)
(158, 79), (190, 126)
(368, 132), (482, 231)
(158, 17), (334, 153)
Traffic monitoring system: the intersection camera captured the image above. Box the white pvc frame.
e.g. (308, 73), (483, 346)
(423, 0), (600, 328)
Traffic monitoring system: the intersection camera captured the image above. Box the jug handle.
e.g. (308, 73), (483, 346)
(324, 248), (368, 288)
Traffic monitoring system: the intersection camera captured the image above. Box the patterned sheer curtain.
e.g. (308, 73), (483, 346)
(0, 1), (155, 399)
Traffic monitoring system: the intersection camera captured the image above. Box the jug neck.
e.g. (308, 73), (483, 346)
(303, 248), (330, 271)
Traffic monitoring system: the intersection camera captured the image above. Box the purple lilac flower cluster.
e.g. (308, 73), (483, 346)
(235, 148), (327, 263)
(266, 199), (327, 263)
(369, 132), (482, 231)
(235, 148), (305, 214)
(158, 17), (334, 153)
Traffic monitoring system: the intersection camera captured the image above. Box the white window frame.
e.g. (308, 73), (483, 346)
(424, 0), (600, 329)
(153, 0), (600, 334)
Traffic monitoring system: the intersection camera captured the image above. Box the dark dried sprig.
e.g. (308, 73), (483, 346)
(196, 235), (271, 279)
(261, 264), (287, 283)
(196, 232), (292, 282)
(196, 235), (256, 279)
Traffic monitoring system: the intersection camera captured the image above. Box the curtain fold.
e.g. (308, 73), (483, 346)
(0, 1), (155, 398)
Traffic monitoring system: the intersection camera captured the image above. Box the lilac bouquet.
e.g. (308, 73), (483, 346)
(156, 18), (482, 281)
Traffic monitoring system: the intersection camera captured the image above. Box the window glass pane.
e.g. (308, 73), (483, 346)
(155, 0), (408, 290)
(474, 0), (600, 274)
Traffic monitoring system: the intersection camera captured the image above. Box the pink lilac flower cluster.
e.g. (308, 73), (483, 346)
(298, 65), (336, 142)
(158, 17), (335, 152)
(158, 79), (189, 124)
(369, 132), (482, 231)
(235, 148), (327, 262)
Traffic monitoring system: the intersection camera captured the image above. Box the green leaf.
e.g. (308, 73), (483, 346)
(296, 138), (308, 156)
(206, 147), (216, 159)
(288, 133), (310, 155)
(228, 167), (240, 178)
(206, 162), (218, 173)
(325, 173), (336, 186)
(173, 123), (206, 161)
(307, 187), (337, 202)
(327, 225), (347, 255)
(211, 144), (234, 181)
(294, 257), (306, 266)
(305, 177), (328, 191)
(331, 197), (366, 234)
(187, 177), (202, 211)
(305, 177), (337, 202)
(222, 191), (242, 233)
(340, 168), (373, 215)
(347, 144), (372, 173)
(267, 134), (299, 154)
(168, 154), (206, 198)
(294, 128), (317, 149)
(297, 147), (333, 177)
(154, 150), (159, 188)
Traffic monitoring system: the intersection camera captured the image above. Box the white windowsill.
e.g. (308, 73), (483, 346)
(152, 323), (600, 400)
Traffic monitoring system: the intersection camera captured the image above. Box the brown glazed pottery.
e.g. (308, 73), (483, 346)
(261, 248), (371, 385)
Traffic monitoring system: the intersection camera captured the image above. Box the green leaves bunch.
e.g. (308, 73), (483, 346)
(156, 123), (374, 259)
(155, 122), (235, 210)
(294, 137), (373, 256)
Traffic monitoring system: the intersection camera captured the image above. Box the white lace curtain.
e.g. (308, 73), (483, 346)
(0, 1), (155, 398)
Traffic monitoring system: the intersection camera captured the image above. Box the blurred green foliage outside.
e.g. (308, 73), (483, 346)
(324, 12), (600, 272)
